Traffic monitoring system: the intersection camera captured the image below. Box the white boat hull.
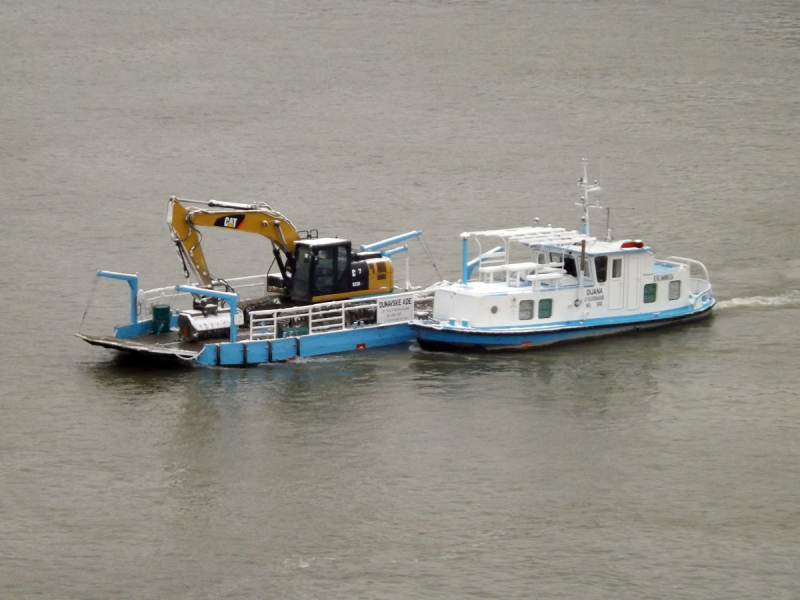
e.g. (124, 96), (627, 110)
(413, 301), (715, 352)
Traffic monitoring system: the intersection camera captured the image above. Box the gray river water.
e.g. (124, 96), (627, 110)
(2, 0), (800, 597)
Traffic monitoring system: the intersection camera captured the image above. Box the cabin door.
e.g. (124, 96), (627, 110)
(608, 258), (624, 310)
(625, 255), (642, 310)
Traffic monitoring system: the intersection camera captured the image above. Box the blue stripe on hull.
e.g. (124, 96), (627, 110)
(414, 305), (714, 351)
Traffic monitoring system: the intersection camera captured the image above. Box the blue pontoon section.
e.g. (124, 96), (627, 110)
(244, 340), (269, 364)
(297, 323), (415, 357)
(270, 338), (298, 362)
(186, 324), (417, 366)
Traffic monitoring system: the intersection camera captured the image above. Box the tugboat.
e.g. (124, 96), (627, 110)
(412, 160), (715, 351)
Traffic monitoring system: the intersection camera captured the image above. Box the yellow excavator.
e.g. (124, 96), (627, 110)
(167, 197), (395, 304)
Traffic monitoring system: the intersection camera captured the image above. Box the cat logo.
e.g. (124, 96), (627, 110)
(213, 214), (245, 229)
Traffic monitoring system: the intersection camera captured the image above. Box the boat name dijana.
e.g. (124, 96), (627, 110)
(411, 159), (715, 351)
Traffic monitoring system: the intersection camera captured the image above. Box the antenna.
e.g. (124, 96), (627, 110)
(576, 158), (602, 237)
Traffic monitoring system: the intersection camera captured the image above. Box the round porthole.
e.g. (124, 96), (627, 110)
(491, 306), (498, 314)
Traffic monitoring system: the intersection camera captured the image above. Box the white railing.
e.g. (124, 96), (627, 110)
(666, 257), (710, 283)
(249, 290), (434, 341)
(137, 287), (194, 320)
(689, 278), (712, 296)
(137, 274), (271, 319)
(657, 258), (712, 301)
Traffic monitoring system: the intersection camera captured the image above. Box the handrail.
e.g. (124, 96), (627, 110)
(667, 256), (710, 283)
(466, 246), (504, 280)
(688, 278), (712, 297)
(249, 290), (433, 340)
(137, 273), (271, 319)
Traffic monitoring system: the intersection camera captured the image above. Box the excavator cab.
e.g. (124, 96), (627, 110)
(289, 239), (392, 303)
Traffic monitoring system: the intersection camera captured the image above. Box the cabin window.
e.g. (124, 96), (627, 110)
(595, 256), (608, 283)
(538, 298), (553, 319)
(293, 251), (312, 294)
(643, 283), (657, 304)
(313, 248), (336, 295)
(337, 247), (349, 283)
(536, 252), (547, 265)
(669, 280), (681, 300)
(519, 300), (534, 320)
(549, 252), (563, 265)
(581, 257), (591, 279)
(564, 255), (578, 277)
(612, 258), (622, 279)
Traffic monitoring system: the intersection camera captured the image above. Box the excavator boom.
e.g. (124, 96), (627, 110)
(167, 197), (301, 287)
(167, 196), (396, 305)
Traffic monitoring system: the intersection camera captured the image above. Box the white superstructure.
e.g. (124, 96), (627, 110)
(413, 160), (715, 350)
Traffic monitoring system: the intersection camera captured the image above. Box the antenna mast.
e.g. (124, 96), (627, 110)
(576, 158), (602, 237)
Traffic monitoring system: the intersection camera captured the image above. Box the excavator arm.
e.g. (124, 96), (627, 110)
(167, 196), (302, 288)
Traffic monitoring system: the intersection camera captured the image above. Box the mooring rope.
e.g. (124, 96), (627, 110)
(419, 235), (442, 281)
(78, 275), (100, 333)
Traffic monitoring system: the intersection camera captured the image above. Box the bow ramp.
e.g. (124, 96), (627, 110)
(76, 333), (201, 361)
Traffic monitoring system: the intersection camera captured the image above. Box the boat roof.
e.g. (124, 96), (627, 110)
(462, 226), (650, 255)
(463, 226), (593, 246)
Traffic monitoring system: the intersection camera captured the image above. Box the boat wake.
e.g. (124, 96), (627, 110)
(716, 290), (800, 310)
